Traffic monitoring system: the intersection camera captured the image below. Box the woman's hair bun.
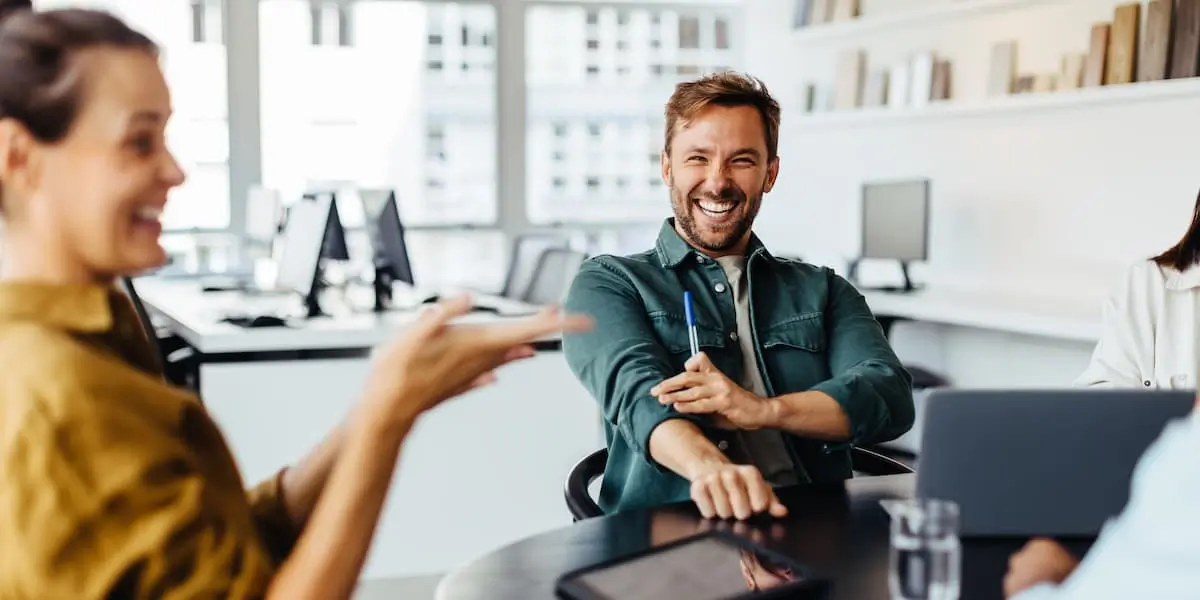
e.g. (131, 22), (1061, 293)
(0, 0), (32, 26)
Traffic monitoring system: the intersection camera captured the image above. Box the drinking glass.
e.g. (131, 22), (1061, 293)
(880, 498), (961, 600)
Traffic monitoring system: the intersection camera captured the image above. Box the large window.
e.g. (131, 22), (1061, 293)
(259, 0), (497, 227)
(525, 3), (740, 225)
(34, 0), (231, 231)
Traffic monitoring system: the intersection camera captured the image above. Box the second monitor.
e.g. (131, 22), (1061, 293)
(339, 187), (414, 311)
(850, 179), (930, 293)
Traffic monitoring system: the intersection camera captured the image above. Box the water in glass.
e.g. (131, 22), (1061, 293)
(881, 498), (961, 600)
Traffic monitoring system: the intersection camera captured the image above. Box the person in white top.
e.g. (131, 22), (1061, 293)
(1075, 194), (1200, 389)
(1003, 395), (1200, 599)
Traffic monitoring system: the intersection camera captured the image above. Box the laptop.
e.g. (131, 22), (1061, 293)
(915, 388), (1195, 537)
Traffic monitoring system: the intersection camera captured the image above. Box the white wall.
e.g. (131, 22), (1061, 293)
(744, 0), (1200, 390)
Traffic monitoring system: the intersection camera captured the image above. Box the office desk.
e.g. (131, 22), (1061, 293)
(134, 278), (558, 360)
(135, 278), (602, 580)
(437, 474), (1095, 600)
(862, 287), (1101, 343)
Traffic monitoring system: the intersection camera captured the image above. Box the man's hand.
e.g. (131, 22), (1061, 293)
(689, 463), (788, 520)
(651, 352), (773, 430)
(1003, 538), (1080, 598)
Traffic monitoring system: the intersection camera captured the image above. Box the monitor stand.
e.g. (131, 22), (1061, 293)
(847, 258), (924, 294)
(303, 265), (330, 319)
(373, 263), (394, 313)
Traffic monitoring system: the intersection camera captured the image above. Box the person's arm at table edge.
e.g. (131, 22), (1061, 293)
(759, 272), (914, 446)
(562, 260), (717, 477)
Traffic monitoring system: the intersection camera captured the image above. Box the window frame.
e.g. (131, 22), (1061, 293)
(217, 0), (742, 238)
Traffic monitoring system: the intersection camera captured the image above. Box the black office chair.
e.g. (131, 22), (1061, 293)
(564, 446), (914, 522)
(522, 247), (588, 306)
(117, 277), (200, 391)
(498, 234), (571, 300)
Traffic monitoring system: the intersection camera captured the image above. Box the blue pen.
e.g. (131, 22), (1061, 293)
(683, 291), (700, 356)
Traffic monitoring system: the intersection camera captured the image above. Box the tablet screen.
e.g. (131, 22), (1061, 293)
(565, 535), (803, 600)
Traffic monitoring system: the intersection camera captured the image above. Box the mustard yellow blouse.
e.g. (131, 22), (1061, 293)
(0, 282), (297, 598)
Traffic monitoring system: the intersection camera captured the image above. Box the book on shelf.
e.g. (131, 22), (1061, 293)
(808, 0), (833, 25)
(1106, 3), (1140, 85)
(792, 0), (812, 29)
(931, 60), (952, 101)
(833, 49), (865, 109)
(987, 41), (1016, 96)
(910, 52), (936, 107)
(1083, 23), (1110, 87)
(862, 69), (889, 107)
(1170, 0), (1200, 78)
(1140, 0), (1174, 81)
(832, 0), (859, 22)
(888, 61), (911, 109)
(1032, 73), (1057, 93)
(1060, 54), (1085, 90)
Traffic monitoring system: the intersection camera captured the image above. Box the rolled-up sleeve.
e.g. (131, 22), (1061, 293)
(811, 273), (915, 446)
(1, 394), (278, 599)
(563, 260), (704, 471)
(246, 469), (300, 566)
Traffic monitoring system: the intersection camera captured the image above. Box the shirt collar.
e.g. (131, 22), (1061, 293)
(1163, 264), (1200, 291)
(0, 281), (117, 332)
(653, 218), (772, 268)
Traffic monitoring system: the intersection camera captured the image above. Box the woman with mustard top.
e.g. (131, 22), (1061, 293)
(0, 5), (590, 599)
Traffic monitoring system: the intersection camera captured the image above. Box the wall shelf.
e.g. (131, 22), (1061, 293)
(789, 77), (1200, 130)
(791, 0), (1080, 44)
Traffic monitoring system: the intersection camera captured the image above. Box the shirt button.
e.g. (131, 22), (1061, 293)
(729, 331), (738, 342)
(1144, 380), (1152, 387)
(714, 283), (727, 293)
(717, 440), (729, 451)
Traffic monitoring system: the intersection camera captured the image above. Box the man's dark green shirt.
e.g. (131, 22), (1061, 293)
(563, 220), (915, 514)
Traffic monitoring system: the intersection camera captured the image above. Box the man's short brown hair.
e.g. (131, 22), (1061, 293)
(663, 71), (781, 159)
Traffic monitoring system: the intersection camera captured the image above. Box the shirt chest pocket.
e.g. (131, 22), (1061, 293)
(648, 314), (733, 373)
(759, 315), (831, 388)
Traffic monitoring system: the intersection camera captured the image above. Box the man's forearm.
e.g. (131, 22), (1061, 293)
(648, 418), (731, 480)
(762, 391), (852, 441)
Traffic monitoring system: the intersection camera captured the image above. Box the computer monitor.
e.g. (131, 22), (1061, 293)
(359, 188), (414, 283)
(245, 186), (282, 244)
(302, 191), (350, 262)
(855, 179), (930, 292)
(275, 193), (334, 317)
(349, 188), (414, 311)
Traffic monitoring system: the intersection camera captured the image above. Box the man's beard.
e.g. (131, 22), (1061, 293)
(670, 179), (762, 253)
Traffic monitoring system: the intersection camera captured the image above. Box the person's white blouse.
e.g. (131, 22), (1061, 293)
(1075, 260), (1200, 390)
(1012, 412), (1200, 600)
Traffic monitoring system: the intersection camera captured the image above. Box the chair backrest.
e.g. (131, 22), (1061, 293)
(564, 445), (913, 521)
(117, 277), (157, 343)
(500, 234), (569, 300)
(522, 247), (588, 306)
(115, 277), (165, 373)
(564, 448), (608, 521)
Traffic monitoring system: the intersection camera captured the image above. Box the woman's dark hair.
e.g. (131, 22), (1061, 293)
(1152, 189), (1200, 272)
(0, 0), (31, 23)
(0, 5), (156, 209)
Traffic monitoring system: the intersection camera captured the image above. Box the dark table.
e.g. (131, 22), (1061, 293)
(438, 474), (1094, 600)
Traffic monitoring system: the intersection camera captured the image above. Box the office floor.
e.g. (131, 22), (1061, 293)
(355, 574), (442, 600)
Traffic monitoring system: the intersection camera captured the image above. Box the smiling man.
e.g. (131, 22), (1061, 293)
(563, 72), (914, 518)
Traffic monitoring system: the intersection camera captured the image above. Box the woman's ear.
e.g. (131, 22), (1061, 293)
(0, 118), (31, 182)
(0, 118), (39, 199)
